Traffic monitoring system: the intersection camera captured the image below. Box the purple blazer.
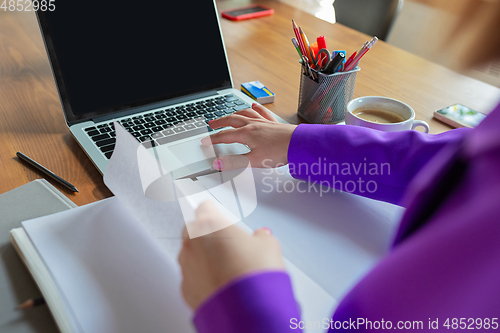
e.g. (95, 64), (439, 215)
(193, 103), (500, 333)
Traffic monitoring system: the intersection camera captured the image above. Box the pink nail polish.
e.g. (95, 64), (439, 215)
(262, 227), (272, 235)
(213, 158), (224, 170)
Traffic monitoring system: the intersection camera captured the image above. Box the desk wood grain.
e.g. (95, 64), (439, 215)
(0, 1), (499, 203)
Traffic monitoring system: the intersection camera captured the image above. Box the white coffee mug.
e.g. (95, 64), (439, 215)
(345, 96), (430, 133)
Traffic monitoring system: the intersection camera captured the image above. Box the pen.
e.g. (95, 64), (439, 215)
(332, 50), (346, 72)
(16, 297), (46, 310)
(16, 152), (79, 193)
(323, 52), (345, 74)
(310, 42), (319, 60)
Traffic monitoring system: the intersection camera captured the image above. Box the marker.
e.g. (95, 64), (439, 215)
(324, 52), (345, 74)
(317, 36), (328, 51)
(316, 36), (328, 67)
(310, 41), (319, 60)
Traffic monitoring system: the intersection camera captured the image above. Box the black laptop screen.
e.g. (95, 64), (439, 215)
(37, 0), (232, 124)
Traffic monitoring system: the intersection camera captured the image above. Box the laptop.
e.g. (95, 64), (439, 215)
(35, 0), (285, 178)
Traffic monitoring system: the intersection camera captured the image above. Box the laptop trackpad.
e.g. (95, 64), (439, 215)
(157, 138), (250, 178)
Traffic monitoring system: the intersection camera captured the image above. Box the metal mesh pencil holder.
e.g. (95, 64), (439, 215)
(297, 67), (360, 124)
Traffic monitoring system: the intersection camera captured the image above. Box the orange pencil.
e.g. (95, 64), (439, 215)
(299, 27), (314, 67)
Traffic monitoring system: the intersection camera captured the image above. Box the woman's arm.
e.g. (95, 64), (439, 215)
(194, 271), (300, 333)
(179, 201), (300, 333)
(288, 124), (470, 205)
(204, 104), (470, 205)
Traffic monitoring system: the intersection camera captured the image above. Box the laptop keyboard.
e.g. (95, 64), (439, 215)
(83, 94), (250, 159)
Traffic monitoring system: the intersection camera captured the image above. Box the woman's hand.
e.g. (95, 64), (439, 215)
(201, 103), (297, 171)
(178, 200), (285, 310)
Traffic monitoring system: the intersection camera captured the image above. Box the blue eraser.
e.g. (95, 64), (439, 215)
(241, 81), (275, 104)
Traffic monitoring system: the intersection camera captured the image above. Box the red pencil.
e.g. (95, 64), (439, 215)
(345, 37), (378, 71)
(344, 51), (358, 69)
(292, 20), (308, 64)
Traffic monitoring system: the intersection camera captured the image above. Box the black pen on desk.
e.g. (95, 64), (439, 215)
(16, 152), (79, 193)
(16, 296), (46, 310)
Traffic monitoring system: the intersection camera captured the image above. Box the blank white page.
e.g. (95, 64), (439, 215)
(197, 166), (405, 300)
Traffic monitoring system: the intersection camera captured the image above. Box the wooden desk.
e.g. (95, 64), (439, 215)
(0, 0), (499, 205)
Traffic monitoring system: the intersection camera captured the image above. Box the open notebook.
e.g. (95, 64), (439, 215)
(11, 197), (194, 332)
(11, 196), (340, 333)
(10, 125), (404, 333)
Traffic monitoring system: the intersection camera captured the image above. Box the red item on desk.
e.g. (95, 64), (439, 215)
(316, 36), (328, 67)
(317, 36), (328, 50)
(221, 5), (274, 21)
(345, 51), (358, 68)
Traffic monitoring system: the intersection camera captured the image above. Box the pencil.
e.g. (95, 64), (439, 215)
(292, 20), (308, 63)
(291, 37), (303, 58)
(16, 152), (79, 193)
(299, 27), (314, 67)
(344, 36), (378, 71)
(344, 51), (358, 69)
(292, 38), (309, 76)
(16, 297), (46, 310)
